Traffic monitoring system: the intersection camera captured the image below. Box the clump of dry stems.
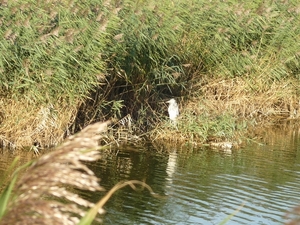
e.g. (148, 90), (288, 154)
(0, 121), (110, 225)
(0, 99), (79, 148)
(200, 77), (300, 121)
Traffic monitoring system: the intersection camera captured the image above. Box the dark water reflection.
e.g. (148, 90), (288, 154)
(87, 127), (300, 225)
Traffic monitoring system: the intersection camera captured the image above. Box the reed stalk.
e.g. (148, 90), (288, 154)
(0, 121), (110, 225)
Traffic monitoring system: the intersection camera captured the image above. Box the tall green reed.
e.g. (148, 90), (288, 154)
(175, 0), (300, 81)
(0, 0), (108, 102)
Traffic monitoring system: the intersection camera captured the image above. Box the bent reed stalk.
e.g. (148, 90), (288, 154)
(0, 120), (160, 225)
(0, 121), (110, 225)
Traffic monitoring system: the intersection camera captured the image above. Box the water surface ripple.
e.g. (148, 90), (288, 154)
(1, 127), (300, 225)
(91, 128), (300, 225)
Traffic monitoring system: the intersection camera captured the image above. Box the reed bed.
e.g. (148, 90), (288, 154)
(1, 1), (299, 223)
(200, 77), (299, 120)
(150, 75), (299, 146)
(0, 0), (299, 148)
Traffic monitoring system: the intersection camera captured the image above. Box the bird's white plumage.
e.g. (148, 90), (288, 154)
(166, 98), (179, 121)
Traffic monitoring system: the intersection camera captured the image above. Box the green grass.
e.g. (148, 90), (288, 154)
(0, 157), (33, 221)
(0, 0), (107, 102)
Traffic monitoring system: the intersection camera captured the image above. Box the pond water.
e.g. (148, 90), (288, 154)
(88, 125), (300, 225)
(1, 124), (300, 224)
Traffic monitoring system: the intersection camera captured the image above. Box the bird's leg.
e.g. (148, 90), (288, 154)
(171, 120), (178, 130)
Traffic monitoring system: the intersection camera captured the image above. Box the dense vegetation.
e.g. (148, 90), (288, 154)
(0, 1), (300, 223)
(0, 0), (299, 148)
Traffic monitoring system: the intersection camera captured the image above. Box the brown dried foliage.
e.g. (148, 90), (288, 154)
(0, 121), (110, 225)
(0, 99), (79, 148)
(199, 77), (300, 121)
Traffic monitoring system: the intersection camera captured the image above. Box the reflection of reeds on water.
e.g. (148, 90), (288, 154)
(103, 114), (143, 146)
(0, 121), (110, 225)
(166, 151), (177, 186)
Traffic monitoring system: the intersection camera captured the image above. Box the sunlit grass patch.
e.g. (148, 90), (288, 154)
(150, 104), (243, 146)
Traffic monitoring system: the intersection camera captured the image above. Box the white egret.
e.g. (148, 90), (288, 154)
(166, 98), (179, 123)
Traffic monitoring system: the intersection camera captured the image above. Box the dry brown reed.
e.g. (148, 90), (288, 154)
(199, 76), (300, 122)
(0, 96), (143, 150)
(0, 98), (79, 148)
(0, 121), (110, 225)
